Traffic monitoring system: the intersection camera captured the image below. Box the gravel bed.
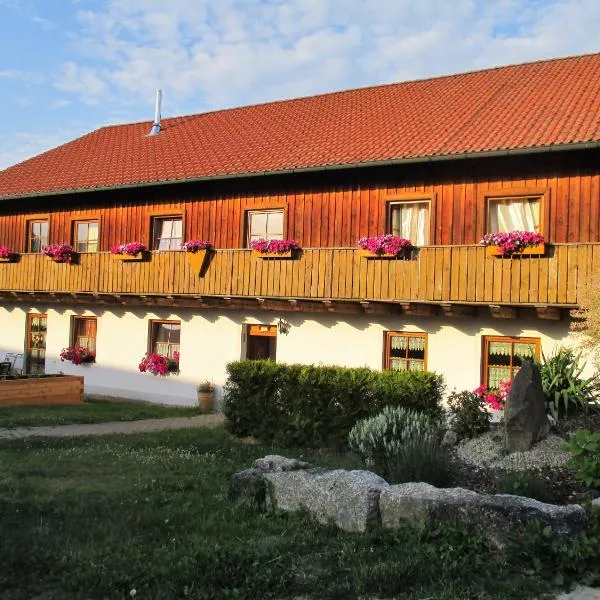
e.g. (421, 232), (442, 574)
(456, 429), (571, 471)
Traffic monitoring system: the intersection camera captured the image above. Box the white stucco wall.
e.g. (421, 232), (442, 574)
(0, 301), (595, 406)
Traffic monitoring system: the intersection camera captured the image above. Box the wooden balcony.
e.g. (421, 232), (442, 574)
(0, 244), (598, 313)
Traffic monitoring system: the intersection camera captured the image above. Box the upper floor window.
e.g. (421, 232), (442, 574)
(247, 210), (284, 246)
(388, 201), (430, 245)
(150, 320), (180, 360)
(483, 336), (540, 388)
(153, 217), (183, 250)
(74, 221), (99, 253)
(488, 196), (540, 233)
(27, 220), (49, 253)
(384, 332), (427, 372)
(72, 316), (97, 352)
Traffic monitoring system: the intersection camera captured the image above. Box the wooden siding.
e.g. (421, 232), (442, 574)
(0, 244), (597, 306)
(0, 152), (599, 251)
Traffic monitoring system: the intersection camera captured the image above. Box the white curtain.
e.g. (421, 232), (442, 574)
(391, 202), (429, 245)
(490, 198), (539, 232)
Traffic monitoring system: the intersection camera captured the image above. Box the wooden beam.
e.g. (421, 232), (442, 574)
(489, 304), (517, 319)
(322, 300), (335, 312)
(287, 299), (301, 311)
(360, 301), (374, 314)
(535, 305), (562, 320)
(400, 303), (437, 317)
(440, 303), (476, 318)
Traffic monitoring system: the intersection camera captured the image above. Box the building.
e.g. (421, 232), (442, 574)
(0, 53), (599, 405)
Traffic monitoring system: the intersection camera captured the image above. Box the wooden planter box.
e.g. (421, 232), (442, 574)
(486, 243), (546, 257)
(0, 257), (14, 263)
(186, 249), (210, 273)
(252, 250), (298, 259)
(0, 375), (84, 406)
(112, 252), (144, 261)
(357, 248), (408, 258)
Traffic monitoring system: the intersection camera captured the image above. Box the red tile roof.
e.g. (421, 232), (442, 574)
(2, 53), (600, 199)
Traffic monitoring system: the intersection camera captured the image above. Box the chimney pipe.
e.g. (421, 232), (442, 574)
(148, 89), (162, 136)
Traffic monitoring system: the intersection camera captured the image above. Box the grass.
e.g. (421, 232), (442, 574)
(0, 398), (202, 429)
(0, 427), (580, 600)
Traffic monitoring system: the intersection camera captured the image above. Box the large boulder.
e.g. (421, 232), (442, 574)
(505, 360), (550, 452)
(230, 455), (312, 508)
(379, 482), (586, 548)
(264, 469), (389, 532)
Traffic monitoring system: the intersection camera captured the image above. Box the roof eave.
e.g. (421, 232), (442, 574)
(1, 140), (599, 202)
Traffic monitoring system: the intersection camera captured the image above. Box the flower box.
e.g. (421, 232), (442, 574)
(486, 243), (545, 257)
(42, 244), (75, 264)
(252, 249), (296, 259)
(0, 246), (16, 262)
(112, 252), (144, 261)
(186, 248), (210, 273)
(0, 257), (13, 263)
(357, 248), (409, 259)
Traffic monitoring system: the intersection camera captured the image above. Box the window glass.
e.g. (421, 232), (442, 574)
(153, 217), (183, 250)
(485, 336), (540, 388)
(389, 201), (429, 245)
(385, 332), (426, 372)
(28, 220), (49, 253)
(247, 210), (284, 245)
(488, 197), (540, 233)
(151, 321), (181, 359)
(73, 317), (97, 352)
(75, 221), (99, 252)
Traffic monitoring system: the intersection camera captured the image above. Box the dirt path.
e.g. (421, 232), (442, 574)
(0, 413), (225, 440)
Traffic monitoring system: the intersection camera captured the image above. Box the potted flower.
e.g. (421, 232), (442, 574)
(0, 246), (16, 263)
(111, 242), (147, 261)
(250, 239), (301, 259)
(138, 352), (179, 375)
(474, 380), (511, 411)
(182, 240), (213, 273)
(197, 380), (215, 411)
(60, 345), (96, 365)
(480, 232), (545, 257)
(42, 244), (75, 264)
(357, 235), (413, 258)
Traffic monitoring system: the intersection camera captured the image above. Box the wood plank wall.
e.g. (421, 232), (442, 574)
(0, 151), (598, 251)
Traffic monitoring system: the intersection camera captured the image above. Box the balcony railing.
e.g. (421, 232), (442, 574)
(0, 244), (598, 306)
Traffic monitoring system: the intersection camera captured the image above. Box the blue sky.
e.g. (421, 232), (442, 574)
(1, 0), (600, 169)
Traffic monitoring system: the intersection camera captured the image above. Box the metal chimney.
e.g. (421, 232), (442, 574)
(148, 89), (162, 136)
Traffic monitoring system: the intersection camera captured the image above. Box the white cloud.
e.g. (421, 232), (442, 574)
(0, 69), (44, 85)
(0, 130), (80, 170)
(55, 61), (108, 105)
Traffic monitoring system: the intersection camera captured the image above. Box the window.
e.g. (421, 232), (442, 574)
(245, 324), (277, 361)
(150, 321), (181, 360)
(388, 201), (430, 245)
(483, 336), (540, 388)
(152, 217), (183, 250)
(384, 332), (427, 372)
(72, 317), (97, 352)
(247, 210), (284, 246)
(488, 196), (540, 233)
(27, 220), (49, 253)
(74, 221), (99, 253)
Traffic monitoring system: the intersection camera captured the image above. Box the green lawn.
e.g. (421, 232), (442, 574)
(0, 427), (594, 600)
(0, 399), (202, 429)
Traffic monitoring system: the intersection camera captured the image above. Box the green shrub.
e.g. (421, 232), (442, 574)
(223, 361), (444, 447)
(564, 429), (600, 488)
(494, 470), (551, 502)
(447, 389), (490, 439)
(540, 348), (600, 420)
(348, 406), (453, 485)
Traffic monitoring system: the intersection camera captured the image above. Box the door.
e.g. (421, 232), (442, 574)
(25, 313), (47, 375)
(246, 324), (277, 361)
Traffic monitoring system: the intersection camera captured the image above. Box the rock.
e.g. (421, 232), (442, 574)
(442, 430), (458, 446)
(231, 455), (312, 508)
(505, 360), (550, 452)
(265, 469), (389, 532)
(253, 455), (312, 472)
(592, 497), (600, 509)
(380, 482), (586, 548)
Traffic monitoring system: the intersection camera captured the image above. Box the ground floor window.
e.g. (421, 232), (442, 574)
(483, 336), (540, 388)
(384, 332), (427, 372)
(150, 321), (181, 363)
(72, 316), (97, 352)
(246, 324), (277, 361)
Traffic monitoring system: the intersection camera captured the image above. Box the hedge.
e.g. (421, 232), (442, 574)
(223, 361), (444, 447)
